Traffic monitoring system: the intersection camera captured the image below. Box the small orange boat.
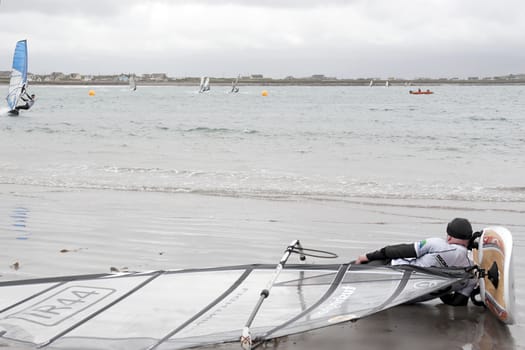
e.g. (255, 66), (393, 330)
(409, 89), (433, 95)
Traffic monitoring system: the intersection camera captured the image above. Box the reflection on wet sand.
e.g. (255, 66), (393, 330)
(215, 303), (514, 350)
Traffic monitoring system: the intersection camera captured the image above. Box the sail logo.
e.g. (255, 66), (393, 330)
(312, 286), (356, 317)
(8, 285), (115, 326)
(413, 281), (438, 289)
(192, 287), (249, 328)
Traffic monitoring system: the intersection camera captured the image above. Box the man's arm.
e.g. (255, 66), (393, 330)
(356, 243), (417, 264)
(366, 243), (417, 260)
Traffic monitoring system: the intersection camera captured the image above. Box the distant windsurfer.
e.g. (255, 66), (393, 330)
(230, 75), (240, 93)
(355, 218), (477, 306)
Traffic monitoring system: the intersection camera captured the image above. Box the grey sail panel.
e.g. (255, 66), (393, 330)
(156, 267), (340, 350)
(266, 265), (470, 341)
(0, 264), (473, 350)
(0, 273), (160, 347)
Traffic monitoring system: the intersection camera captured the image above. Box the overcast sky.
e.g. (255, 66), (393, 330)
(1, 0), (524, 78)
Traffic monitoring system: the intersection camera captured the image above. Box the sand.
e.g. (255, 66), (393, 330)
(0, 185), (523, 349)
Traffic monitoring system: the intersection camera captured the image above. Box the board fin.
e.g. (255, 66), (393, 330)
(487, 261), (499, 289)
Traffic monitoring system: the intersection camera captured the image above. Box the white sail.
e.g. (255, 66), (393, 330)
(199, 76), (210, 93)
(0, 263), (474, 350)
(231, 74), (240, 93)
(369, 79), (374, 87)
(129, 74), (136, 91)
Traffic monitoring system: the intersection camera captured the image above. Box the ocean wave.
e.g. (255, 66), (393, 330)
(184, 127), (259, 135)
(101, 166), (205, 177)
(1, 174), (525, 207)
(494, 186), (525, 192)
(468, 116), (509, 122)
(25, 127), (60, 134)
(185, 127), (234, 133)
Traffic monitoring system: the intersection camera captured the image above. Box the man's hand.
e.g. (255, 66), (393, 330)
(355, 254), (369, 264)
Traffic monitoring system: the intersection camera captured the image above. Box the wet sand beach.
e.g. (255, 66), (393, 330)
(235, 303), (514, 350)
(0, 186), (523, 349)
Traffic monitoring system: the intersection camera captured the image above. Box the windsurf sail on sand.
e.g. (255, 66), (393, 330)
(0, 246), (474, 350)
(6, 40), (28, 111)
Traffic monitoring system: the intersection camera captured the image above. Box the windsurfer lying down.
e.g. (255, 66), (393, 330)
(355, 218), (478, 306)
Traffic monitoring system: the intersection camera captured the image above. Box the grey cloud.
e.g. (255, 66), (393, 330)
(0, 0), (141, 16)
(2, 0), (523, 78)
(0, 0), (357, 15)
(164, 0), (358, 7)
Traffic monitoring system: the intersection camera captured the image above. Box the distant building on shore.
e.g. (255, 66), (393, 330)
(142, 73), (168, 82)
(2, 71), (525, 86)
(69, 73), (82, 81)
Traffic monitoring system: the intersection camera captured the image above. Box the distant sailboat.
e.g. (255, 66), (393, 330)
(129, 74), (137, 91)
(6, 40), (29, 116)
(199, 76), (210, 93)
(230, 75), (240, 93)
(369, 79), (374, 87)
(385, 80), (390, 87)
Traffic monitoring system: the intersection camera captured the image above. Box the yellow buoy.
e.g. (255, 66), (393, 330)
(261, 90), (268, 96)
(88, 89), (96, 96)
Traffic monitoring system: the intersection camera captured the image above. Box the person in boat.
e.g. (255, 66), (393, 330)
(355, 218), (476, 306)
(15, 89), (36, 111)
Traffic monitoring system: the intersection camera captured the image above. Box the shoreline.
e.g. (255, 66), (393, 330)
(2, 79), (525, 87)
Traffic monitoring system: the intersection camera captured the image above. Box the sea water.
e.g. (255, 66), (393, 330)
(1, 85), (524, 202)
(0, 85), (524, 348)
(0, 85), (525, 262)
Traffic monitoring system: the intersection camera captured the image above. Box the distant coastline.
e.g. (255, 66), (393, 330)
(2, 74), (525, 86)
(3, 79), (525, 87)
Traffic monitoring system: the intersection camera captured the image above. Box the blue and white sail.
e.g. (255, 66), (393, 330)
(6, 40), (28, 111)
